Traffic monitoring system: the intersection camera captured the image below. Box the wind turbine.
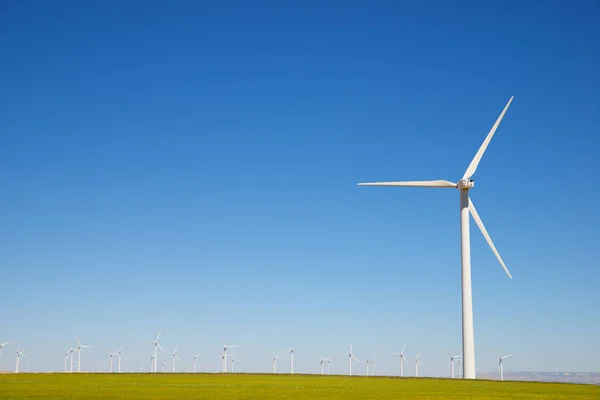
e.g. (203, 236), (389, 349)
(319, 358), (326, 375)
(192, 353), (201, 373)
(63, 349), (69, 372)
(116, 346), (124, 373)
(220, 341), (238, 373)
(358, 96), (515, 379)
(93, 361), (99, 373)
(365, 358), (370, 376)
(414, 353), (423, 377)
(49, 361), (52, 373)
(26, 357), (32, 372)
(371, 357), (377, 376)
(0, 340), (10, 357)
(14, 345), (25, 373)
(326, 357), (332, 375)
(271, 354), (283, 373)
(285, 346), (295, 374)
(231, 356), (239, 373)
(69, 346), (75, 373)
(392, 344), (409, 377)
(76, 337), (91, 372)
(448, 352), (460, 378)
(457, 356), (463, 378)
(161, 361), (167, 373)
(150, 356), (154, 372)
(149, 330), (166, 373)
(340, 345), (359, 376)
(495, 353), (512, 381)
(171, 346), (180, 373)
(140, 362), (144, 372)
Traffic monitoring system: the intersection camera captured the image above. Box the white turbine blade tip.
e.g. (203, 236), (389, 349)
(468, 198), (513, 279)
(463, 96), (514, 180)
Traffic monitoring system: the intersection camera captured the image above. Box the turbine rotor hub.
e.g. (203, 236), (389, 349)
(457, 179), (474, 190)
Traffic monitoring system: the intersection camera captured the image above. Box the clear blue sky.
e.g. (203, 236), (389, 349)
(1, 1), (599, 376)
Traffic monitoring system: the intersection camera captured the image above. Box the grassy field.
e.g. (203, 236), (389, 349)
(0, 373), (598, 399)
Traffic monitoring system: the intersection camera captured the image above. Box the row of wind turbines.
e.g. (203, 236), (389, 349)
(0, 338), (512, 380)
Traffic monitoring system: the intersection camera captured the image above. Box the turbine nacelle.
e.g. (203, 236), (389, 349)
(456, 180), (474, 190)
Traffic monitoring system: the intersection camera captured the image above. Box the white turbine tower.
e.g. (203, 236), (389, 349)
(414, 353), (423, 377)
(392, 344), (409, 377)
(319, 358), (326, 375)
(14, 345), (25, 373)
(150, 356), (154, 372)
(49, 361), (52, 373)
(448, 352), (460, 378)
(149, 330), (166, 373)
(340, 345), (359, 376)
(0, 340), (10, 357)
(358, 97), (515, 379)
(371, 357), (377, 376)
(457, 357), (463, 378)
(326, 357), (332, 375)
(192, 353), (201, 373)
(495, 353), (512, 381)
(171, 346), (180, 373)
(221, 341), (238, 373)
(285, 346), (295, 374)
(161, 361), (167, 373)
(26, 357), (32, 372)
(75, 337), (91, 372)
(271, 354), (283, 373)
(231, 356), (239, 373)
(93, 361), (99, 373)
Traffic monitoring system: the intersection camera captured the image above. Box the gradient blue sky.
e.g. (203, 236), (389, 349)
(1, 1), (599, 376)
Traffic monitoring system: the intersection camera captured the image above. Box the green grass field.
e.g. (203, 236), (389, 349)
(0, 373), (598, 399)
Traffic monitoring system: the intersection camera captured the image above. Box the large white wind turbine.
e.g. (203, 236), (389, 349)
(285, 346), (295, 374)
(271, 354), (283, 373)
(0, 340), (10, 358)
(69, 346), (75, 373)
(358, 97), (515, 379)
(149, 330), (166, 373)
(75, 337), (91, 372)
(340, 345), (359, 376)
(495, 353), (512, 381)
(414, 353), (423, 377)
(192, 353), (201, 373)
(392, 344), (409, 377)
(14, 345), (25, 373)
(221, 341), (238, 373)
(171, 346), (180, 373)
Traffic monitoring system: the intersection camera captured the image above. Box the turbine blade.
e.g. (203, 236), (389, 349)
(158, 343), (166, 353)
(401, 344), (406, 353)
(503, 354), (512, 359)
(340, 353), (349, 357)
(352, 354), (360, 362)
(494, 352), (501, 359)
(468, 198), (513, 279)
(358, 180), (456, 188)
(462, 96), (514, 180)
(156, 330), (161, 342)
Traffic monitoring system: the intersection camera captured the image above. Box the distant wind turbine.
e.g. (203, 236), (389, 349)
(392, 344), (409, 377)
(448, 352), (460, 379)
(326, 357), (332, 375)
(271, 354), (283, 373)
(371, 357), (377, 376)
(161, 361), (167, 373)
(69, 346), (75, 373)
(93, 361), (99, 373)
(495, 353), (512, 381)
(64, 349), (70, 373)
(14, 345), (25, 373)
(49, 361), (52, 373)
(75, 337), (91, 372)
(340, 345), (359, 376)
(171, 346), (180, 373)
(26, 357), (32, 372)
(193, 353), (201, 373)
(319, 358), (326, 375)
(149, 330), (166, 373)
(358, 96), (515, 379)
(285, 346), (295, 374)
(117, 346), (124, 373)
(221, 341), (238, 373)
(414, 353), (423, 377)
(231, 356), (239, 373)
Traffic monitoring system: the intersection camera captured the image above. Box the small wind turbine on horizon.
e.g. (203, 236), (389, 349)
(285, 346), (295, 374)
(117, 346), (124, 373)
(340, 345), (359, 376)
(64, 349), (69, 372)
(49, 361), (52, 373)
(93, 361), (99, 373)
(14, 345), (25, 373)
(161, 361), (167, 373)
(193, 353), (201, 373)
(448, 352), (460, 379)
(370, 357), (377, 376)
(358, 97), (515, 379)
(231, 356), (239, 373)
(271, 354), (283, 373)
(149, 330), (166, 373)
(75, 337), (91, 372)
(495, 353), (512, 381)
(69, 346), (75, 373)
(26, 357), (32, 372)
(221, 341), (238, 373)
(414, 353), (423, 377)
(171, 346), (180, 373)
(392, 344), (409, 377)
(320, 358), (326, 375)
